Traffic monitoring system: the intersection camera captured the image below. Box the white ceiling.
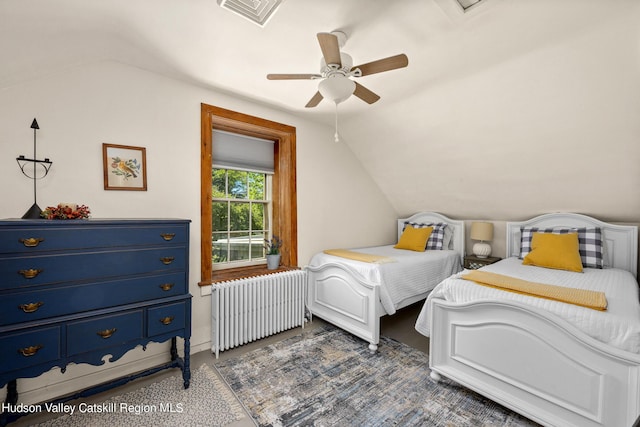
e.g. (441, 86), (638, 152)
(1, 0), (624, 125)
(3, 0), (639, 221)
(0, 0), (516, 125)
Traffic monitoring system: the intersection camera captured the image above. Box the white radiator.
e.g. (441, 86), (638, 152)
(211, 269), (306, 357)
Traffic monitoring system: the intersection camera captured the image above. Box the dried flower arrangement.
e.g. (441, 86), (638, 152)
(41, 204), (91, 220)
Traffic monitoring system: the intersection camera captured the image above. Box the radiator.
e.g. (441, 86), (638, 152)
(211, 269), (307, 357)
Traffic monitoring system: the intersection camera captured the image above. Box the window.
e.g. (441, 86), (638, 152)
(210, 129), (276, 269)
(212, 168), (272, 268)
(200, 104), (297, 285)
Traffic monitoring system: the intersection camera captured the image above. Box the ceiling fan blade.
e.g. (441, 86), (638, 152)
(267, 73), (321, 80)
(317, 32), (342, 67)
(353, 82), (380, 104)
(353, 54), (408, 76)
(305, 91), (323, 108)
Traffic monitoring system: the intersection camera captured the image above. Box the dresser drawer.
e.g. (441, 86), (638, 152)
(67, 311), (143, 356)
(147, 302), (187, 337)
(0, 247), (186, 290)
(0, 223), (188, 255)
(0, 326), (61, 372)
(0, 272), (187, 326)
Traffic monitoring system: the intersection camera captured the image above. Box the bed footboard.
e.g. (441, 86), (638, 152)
(429, 298), (640, 427)
(306, 262), (381, 351)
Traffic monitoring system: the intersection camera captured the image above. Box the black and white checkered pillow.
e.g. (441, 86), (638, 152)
(519, 226), (603, 269)
(579, 228), (605, 268)
(404, 222), (448, 250)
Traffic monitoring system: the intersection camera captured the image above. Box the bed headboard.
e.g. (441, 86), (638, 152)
(397, 212), (465, 264)
(506, 213), (638, 277)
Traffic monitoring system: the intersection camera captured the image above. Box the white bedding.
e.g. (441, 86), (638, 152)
(415, 257), (640, 353)
(308, 245), (461, 315)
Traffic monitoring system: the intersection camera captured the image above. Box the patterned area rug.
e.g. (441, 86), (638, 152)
(215, 325), (539, 427)
(32, 364), (249, 427)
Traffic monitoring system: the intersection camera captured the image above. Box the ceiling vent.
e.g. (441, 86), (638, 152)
(456, 0), (484, 12)
(217, 0), (283, 27)
(434, 0), (495, 20)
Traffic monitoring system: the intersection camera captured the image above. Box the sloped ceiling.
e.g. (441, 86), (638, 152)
(0, 0), (558, 120)
(2, 0), (639, 221)
(0, 0), (415, 114)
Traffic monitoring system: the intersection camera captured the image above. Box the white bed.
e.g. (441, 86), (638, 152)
(305, 212), (464, 351)
(416, 213), (640, 427)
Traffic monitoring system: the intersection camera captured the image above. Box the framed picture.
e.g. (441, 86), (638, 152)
(102, 143), (147, 191)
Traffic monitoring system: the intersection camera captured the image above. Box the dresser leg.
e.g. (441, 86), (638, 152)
(182, 338), (191, 389)
(170, 336), (189, 388)
(1, 380), (18, 426)
(5, 380), (18, 405)
(170, 337), (178, 361)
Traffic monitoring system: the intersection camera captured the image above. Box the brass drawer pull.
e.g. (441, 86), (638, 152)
(19, 237), (45, 248)
(18, 269), (43, 279)
(160, 233), (176, 241)
(159, 283), (175, 291)
(96, 328), (117, 339)
(160, 316), (175, 325)
(18, 344), (43, 357)
(160, 257), (175, 265)
(19, 302), (44, 313)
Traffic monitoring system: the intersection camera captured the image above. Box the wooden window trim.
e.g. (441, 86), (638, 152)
(200, 104), (297, 286)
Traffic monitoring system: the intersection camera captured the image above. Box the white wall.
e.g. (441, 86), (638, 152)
(342, 2), (640, 223)
(0, 60), (397, 403)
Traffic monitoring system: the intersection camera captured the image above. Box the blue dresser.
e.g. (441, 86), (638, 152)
(0, 219), (192, 424)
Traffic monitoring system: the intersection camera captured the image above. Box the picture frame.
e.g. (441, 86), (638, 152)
(102, 143), (147, 191)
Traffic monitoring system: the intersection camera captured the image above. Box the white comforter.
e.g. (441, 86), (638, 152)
(307, 245), (461, 315)
(415, 257), (640, 353)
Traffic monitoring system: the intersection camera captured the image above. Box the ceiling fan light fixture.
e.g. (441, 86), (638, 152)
(318, 77), (355, 105)
(320, 53), (353, 74)
(266, 31), (407, 110)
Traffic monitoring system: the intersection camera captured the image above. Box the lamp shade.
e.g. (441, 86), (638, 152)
(318, 76), (355, 105)
(470, 222), (493, 242)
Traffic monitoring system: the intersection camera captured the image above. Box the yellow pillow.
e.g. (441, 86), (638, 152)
(394, 225), (433, 252)
(522, 232), (583, 272)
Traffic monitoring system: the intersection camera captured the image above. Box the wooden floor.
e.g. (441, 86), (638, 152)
(380, 301), (430, 354)
(11, 301), (430, 426)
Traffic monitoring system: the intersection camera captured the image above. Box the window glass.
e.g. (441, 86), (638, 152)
(251, 203), (265, 231)
(228, 170), (248, 199)
(212, 202), (228, 232)
(249, 172), (265, 199)
(212, 169), (226, 197)
(212, 168), (270, 268)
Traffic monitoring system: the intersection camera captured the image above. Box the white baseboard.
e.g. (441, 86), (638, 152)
(191, 340), (213, 354)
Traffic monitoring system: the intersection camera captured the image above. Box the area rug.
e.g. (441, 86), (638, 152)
(32, 364), (249, 427)
(215, 325), (539, 427)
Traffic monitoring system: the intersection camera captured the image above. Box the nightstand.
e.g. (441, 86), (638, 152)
(464, 255), (502, 270)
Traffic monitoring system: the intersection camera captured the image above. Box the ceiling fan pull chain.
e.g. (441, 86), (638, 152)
(334, 103), (340, 143)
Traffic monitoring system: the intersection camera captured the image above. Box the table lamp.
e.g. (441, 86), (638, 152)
(470, 221), (493, 258)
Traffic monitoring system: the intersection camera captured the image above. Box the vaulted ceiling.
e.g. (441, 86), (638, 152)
(2, 0), (639, 221)
(0, 0), (590, 123)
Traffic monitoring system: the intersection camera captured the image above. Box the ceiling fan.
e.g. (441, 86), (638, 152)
(267, 31), (409, 108)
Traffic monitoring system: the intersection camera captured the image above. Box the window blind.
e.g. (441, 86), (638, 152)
(212, 129), (274, 174)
